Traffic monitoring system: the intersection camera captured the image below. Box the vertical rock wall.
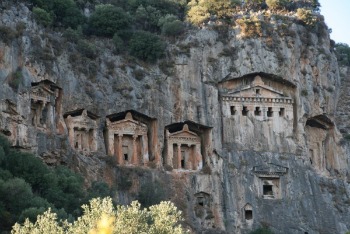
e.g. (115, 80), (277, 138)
(0, 2), (350, 233)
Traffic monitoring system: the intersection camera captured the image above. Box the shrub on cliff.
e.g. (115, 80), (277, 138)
(32, 7), (53, 27)
(296, 8), (318, 27)
(335, 43), (350, 66)
(88, 4), (132, 37)
(266, 0), (288, 10)
(187, 0), (240, 25)
(129, 31), (166, 62)
(158, 14), (184, 36)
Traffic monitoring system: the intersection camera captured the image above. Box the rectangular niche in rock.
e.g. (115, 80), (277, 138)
(194, 192), (215, 229)
(164, 121), (212, 171)
(105, 111), (158, 166)
(64, 109), (99, 154)
(305, 114), (335, 173)
(253, 163), (288, 199)
(243, 203), (253, 221)
(30, 80), (61, 129)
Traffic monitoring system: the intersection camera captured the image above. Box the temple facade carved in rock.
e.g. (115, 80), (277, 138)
(219, 73), (296, 152)
(64, 109), (99, 154)
(30, 80), (61, 129)
(165, 123), (203, 170)
(105, 112), (150, 166)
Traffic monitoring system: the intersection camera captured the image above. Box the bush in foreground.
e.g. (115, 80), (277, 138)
(12, 197), (188, 234)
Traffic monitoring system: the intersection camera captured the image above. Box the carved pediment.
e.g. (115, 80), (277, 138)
(108, 119), (147, 134)
(228, 85), (285, 98)
(1, 99), (19, 115)
(65, 109), (98, 130)
(30, 86), (53, 102)
(167, 124), (200, 144)
(253, 163), (288, 176)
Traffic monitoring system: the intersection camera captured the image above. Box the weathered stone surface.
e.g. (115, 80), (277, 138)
(0, 2), (349, 233)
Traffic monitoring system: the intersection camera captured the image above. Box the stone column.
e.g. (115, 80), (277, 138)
(132, 135), (138, 165)
(117, 134), (123, 165)
(166, 140), (173, 168)
(177, 144), (182, 169)
(108, 131), (114, 156)
(82, 129), (89, 151)
(38, 102), (45, 126)
(142, 134), (149, 165)
(67, 125), (74, 149)
(195, 143), (203, 170)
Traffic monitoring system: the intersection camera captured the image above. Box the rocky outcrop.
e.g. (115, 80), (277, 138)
(0, 2), (350, 233)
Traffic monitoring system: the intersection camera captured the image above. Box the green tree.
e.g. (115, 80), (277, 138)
(12, 197), (188, 234)
(32, 7), (53, 27)
(134, 5), (162, 31)
(335, 43), (350, 66)
(112, 33), (124, 53)
(158, 14), (184, 36)
(88, 4), (131, 37)
(129, 31), (166, 62)
(187, 0), (240, 25)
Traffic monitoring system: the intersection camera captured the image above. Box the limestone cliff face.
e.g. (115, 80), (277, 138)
(1, 2), (350, 233)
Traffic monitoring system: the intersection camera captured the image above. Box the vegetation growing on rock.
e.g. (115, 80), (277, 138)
(0, 135), (113, 232)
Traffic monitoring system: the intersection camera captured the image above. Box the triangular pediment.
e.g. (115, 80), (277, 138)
(31, 85), (54, 97)
(228, 85), (284, 97)
(112, 118), (146, 128)
(170, 130), (199, 138)
(253, 163), (288, 175)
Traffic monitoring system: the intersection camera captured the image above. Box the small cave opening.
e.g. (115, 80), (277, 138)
(230, 106), (236, 115)
(279, 108), (285, 117)
(263, 184), (273, 196)
(245, 210), (253, 220)
(242, 106), (248, 116)
(267, 107), (273, 117)
(254, 107), (261, 116)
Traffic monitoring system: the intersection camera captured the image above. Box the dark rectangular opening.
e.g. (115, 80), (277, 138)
(242, 106), (248, 116)
(267, 107), (273, 117)
(245, 210), (253, 220)
(230, 106), (236, 115)
(256, 89), (260, 95)
(124, 154), (128, 161)
(263, 185), (273, 196)
(254, 107), (261, 116)
(181, 159), (185, 168)
(279, 108), (285, 117)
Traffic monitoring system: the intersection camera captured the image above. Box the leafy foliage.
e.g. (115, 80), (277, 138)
(335, 43), (350, 66)
(0, 135), (112, 232)
(236, 15), (263, 38)
(158, 14), (184, 36)
(265, 0), (288, 10)
(296, 8), (318, 26)
(32, 7), (53, 27)
(137, 180), (166, 208)
(30, 0), (85, 29)
(12, 197), (188, 234)
(187, 0), (240, 25)
(129, 31), (166, 62)
(88, 4), (132, 37)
